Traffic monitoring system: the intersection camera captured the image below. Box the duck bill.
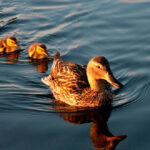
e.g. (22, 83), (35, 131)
(15, 44), (20, 50)
(105, 73), (123, 88)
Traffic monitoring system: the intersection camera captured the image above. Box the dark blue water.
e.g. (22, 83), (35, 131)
(1, 0), (150, 149)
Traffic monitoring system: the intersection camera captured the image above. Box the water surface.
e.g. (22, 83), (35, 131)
(1, 0), (150, 149)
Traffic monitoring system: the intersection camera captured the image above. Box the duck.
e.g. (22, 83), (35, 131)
(0, 36), (20, 53)
(41, 52), (123, 107)
(28, 43), (49, 59)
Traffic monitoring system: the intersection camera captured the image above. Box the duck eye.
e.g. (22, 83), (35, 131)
(97, 66), (101, 69)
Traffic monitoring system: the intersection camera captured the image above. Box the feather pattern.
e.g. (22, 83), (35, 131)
(42, 52), (122, 107)
(48, 56), (88, 105)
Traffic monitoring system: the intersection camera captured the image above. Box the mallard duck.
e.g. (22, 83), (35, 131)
(0, 36), (20, 53)
(41, 52), (123, 107)
(28, 43), (49, 59)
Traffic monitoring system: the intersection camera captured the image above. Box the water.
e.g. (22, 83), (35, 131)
(0, 0), (150, 149)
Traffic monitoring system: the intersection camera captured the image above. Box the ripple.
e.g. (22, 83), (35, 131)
(113, 73), (150, 108)
(37, 22), (72, 36)
(0, 17), (18, 28)
(119, 0), (150, 3)
(65, 9), (91, 19)
(31, 5), (68, 10)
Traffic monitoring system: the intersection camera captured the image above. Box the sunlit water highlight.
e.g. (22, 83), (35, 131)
(0, 0), (150, 150)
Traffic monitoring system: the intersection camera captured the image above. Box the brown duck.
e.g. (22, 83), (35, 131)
(41, 52), (123, 107)
(0, 36), (20, 53)
(28, 43), (49, 59)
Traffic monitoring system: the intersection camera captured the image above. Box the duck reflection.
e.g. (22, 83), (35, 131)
(53, 102), (126, 150)
(0, 51), (20, 64)
(29, 58), (49, 73)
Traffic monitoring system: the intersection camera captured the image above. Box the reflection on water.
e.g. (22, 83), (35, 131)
(54, 102), (126, 150)
(0, 0), (150, 149)
(28, 58), (49, 73)
(0, 51), (20, 64)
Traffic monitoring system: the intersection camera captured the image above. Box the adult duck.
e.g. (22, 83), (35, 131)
(0, 36), (20, 53)
(41, 52), (123, 107)
(28, 43), (49, 59)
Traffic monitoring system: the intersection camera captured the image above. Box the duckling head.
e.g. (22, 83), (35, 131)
(87, 56), (123, 89)
(36, 44), (49, 58)
(6, 36), (19, 48)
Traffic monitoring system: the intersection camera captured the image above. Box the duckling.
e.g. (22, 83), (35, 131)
(28, 43), (49, 59)
(0, 36), (20, 53)
(41, 52), (123, 107)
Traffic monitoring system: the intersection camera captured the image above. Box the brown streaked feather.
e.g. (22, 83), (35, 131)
(42, 52), (116, 107)
(51, 53), (87, 80)
(48, 73), (112, 107)
(80, 87), (113, 107)
(48, 53), (90, 105)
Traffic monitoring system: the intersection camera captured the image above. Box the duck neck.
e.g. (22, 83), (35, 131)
(87, 75), (106, 92)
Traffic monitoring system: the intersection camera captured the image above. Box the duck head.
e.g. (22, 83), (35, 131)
(36, 44), (48, 56)
(28, 43), (49, 59)
(87, 56), (123, 90)
(34, 43), (49, 59)
(6, 36), (20, 49)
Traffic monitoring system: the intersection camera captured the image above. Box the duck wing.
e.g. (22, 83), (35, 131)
(51, 52), (88, 94)
(42, 52), (88, 96)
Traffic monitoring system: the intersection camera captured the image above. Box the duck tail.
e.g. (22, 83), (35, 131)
(41, 75), (50, 86)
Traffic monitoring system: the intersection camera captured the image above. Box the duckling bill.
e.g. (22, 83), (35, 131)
(42, 52), (123, 107)
(28, 43), (49, 59)
(0, 36), (20, 53)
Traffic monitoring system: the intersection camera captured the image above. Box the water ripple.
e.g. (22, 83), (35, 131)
(0, 17), (18, 28)
(119, 0), (150, 3)
(0, 0), (150, 116)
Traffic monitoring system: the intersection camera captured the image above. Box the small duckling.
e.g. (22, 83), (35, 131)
(0, 36), (20, 53)
(28, 43), (49, 59)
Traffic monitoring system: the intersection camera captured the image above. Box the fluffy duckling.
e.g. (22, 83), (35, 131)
(28, 43), (49, 59)
(0, 36), (20, 53)
(41, 52), (123, 107)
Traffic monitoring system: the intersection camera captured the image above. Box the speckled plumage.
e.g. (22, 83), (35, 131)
(42, 52), (122, 107)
